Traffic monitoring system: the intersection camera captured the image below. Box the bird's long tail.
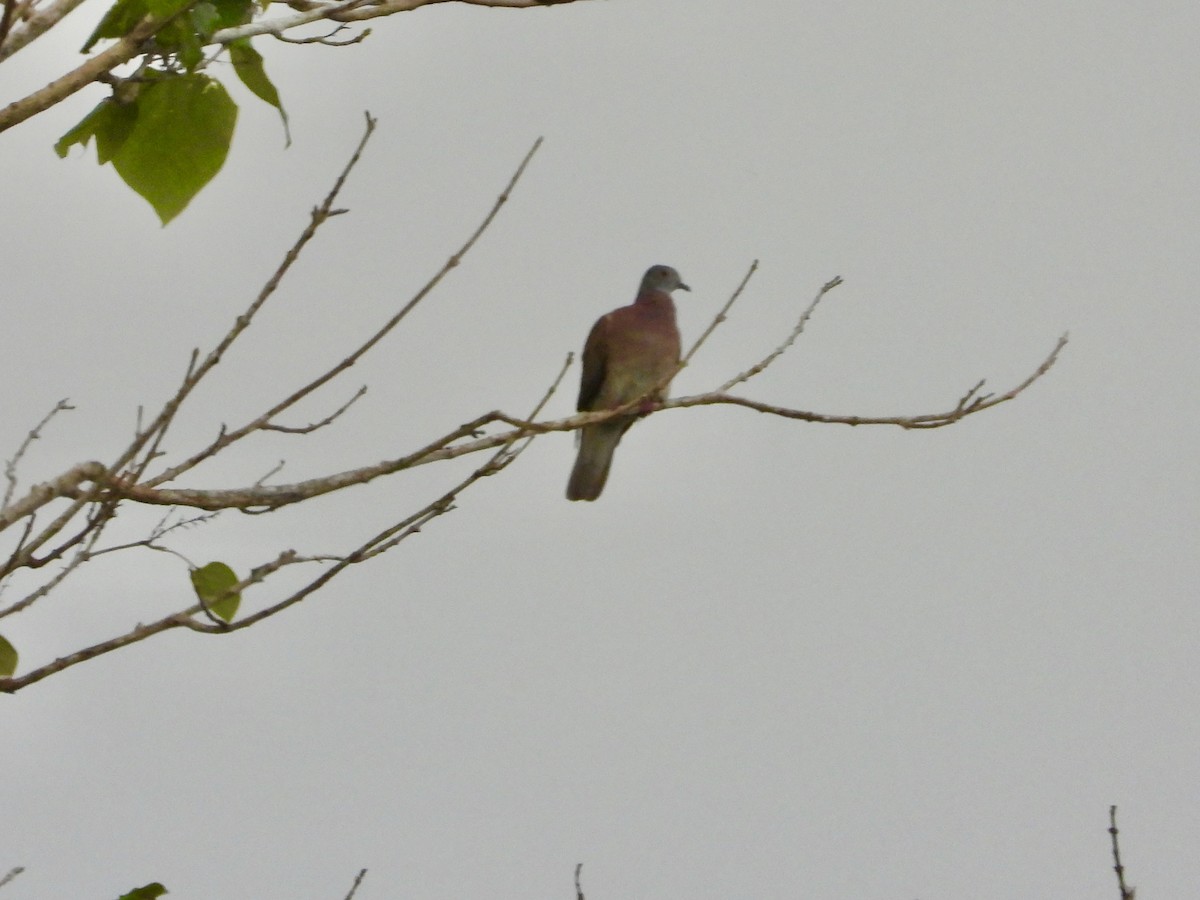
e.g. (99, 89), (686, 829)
(566, 423), (626, 501)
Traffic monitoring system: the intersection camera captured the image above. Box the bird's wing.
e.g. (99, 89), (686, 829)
(577, 313), (610, 412)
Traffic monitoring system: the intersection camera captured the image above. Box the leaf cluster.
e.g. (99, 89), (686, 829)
(55, 0), (286, 223)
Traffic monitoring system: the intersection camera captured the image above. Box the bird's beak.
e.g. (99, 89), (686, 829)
(678, 282), (691, 292)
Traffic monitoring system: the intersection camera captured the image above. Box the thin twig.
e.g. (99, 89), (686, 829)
(719, 275), (842, 392)
(143, 133), (543, 489)
(0, 866), (24, 890)
(261, 385), (368, 433)
(100, 332), (1067, 514)
(342, 868), (368, 900)
(1108, 805), (1136, 900)
(274, 23), (370, 44)
(574, 863), (585, 900)
(680, 260), (759, 366)
(0, 355), (569, 688)
(121, 113), (380, 483)
(3, 398), (73, 508)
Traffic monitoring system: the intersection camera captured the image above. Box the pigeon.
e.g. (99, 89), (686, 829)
(566, 265), (690, 501)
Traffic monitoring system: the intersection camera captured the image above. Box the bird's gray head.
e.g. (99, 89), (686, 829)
(640, 265), (690, 295)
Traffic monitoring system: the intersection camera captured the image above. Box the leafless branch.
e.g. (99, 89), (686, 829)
(212, 0), (596, 44)
(142, 132), (542, 490)
(680, 260), (759, 366)
(1108, 805), (1136, 900)
(574, 863), (585, 900)
(88, 330), (1064, 516)
(122, 113), (381, 488)
(273, 23), (370, 45)
(0, 0), (87, 61)
(0, 866), (24, 890)
(261, 385), (368, 434)
(0, 461), (106, 534)
(0, 350), (568, 688)
(3, 398), (73, 508)
(342, 868), (368, 900)
(718, 274), (843, 391)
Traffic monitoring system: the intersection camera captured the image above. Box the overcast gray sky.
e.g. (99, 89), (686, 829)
(4, 1), (1199, 897)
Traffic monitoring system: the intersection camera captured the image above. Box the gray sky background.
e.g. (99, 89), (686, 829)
(4, 1), (1199, 897)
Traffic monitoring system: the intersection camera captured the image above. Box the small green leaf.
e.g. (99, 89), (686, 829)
(55, 98), (138, 162)
(109, 73), (238, 224)
(118, 884), (168, 900)
(0, 633), (17, 679)
(229, 38), (290, 144)
(190, 561), (241, 622)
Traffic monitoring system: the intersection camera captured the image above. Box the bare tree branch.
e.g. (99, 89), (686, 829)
(1109, 805), (1136, 900)
(0, 346), (571, 690)
(3, 398), (73, 509)
(342, 868), (368, 900)
(680, 259), (759, 367)
(718, 275), (843, 391)
(212, 0), (594, 44)
(122, 113), (381, 485)
(0, 866), (24, 891)
(0, 0), (88, 61)
(141, 132), (543, 490)
(261, 386), (368, 434)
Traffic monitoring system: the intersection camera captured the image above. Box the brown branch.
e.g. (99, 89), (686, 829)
(0, 0), (88, 61)
(342, 869), (368, 900)
(680, 260), (759, 367)
(0, 13), (174, 133)
(0, 549), (308, 691)
(1108, 805), (1136, 900)
(273, 23), (370, 44)
(0, 353), (567, 690)
(115, 113), (380, 485)
(0, 461), (106, 534)
(0, 0), (18, 58)
(718, 275), (843, 391)
(179, 352), (566, 630)
(212, 0), (597, 43)
(142, 133), (543, 489)
(99, 333), (1066, 514)
(0, 866), (24, 890)
(260, 385), (368, 434)
(3, 398), (73, 509)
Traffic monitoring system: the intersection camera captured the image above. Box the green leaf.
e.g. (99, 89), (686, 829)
(211, 0), (254, 29)
(118, 884), (168, 900)
(0, 633), (17, 679)
(190, 561), (241, 622)
(229, 38), (290, 144)
(82, 0), (148, 52)
(189, 1), (220, 39)
(145, 0), (193, 17)
(82, 0), (191, 51)
(109, 73), (238, 224)
(54, 98), (138, 163)
(156, 16), (205, 71)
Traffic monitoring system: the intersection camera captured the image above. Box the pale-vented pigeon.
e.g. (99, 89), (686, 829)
(566, 265), (690, 501)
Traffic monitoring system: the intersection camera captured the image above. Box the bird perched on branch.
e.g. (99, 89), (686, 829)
(566, 265), (690, 501)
